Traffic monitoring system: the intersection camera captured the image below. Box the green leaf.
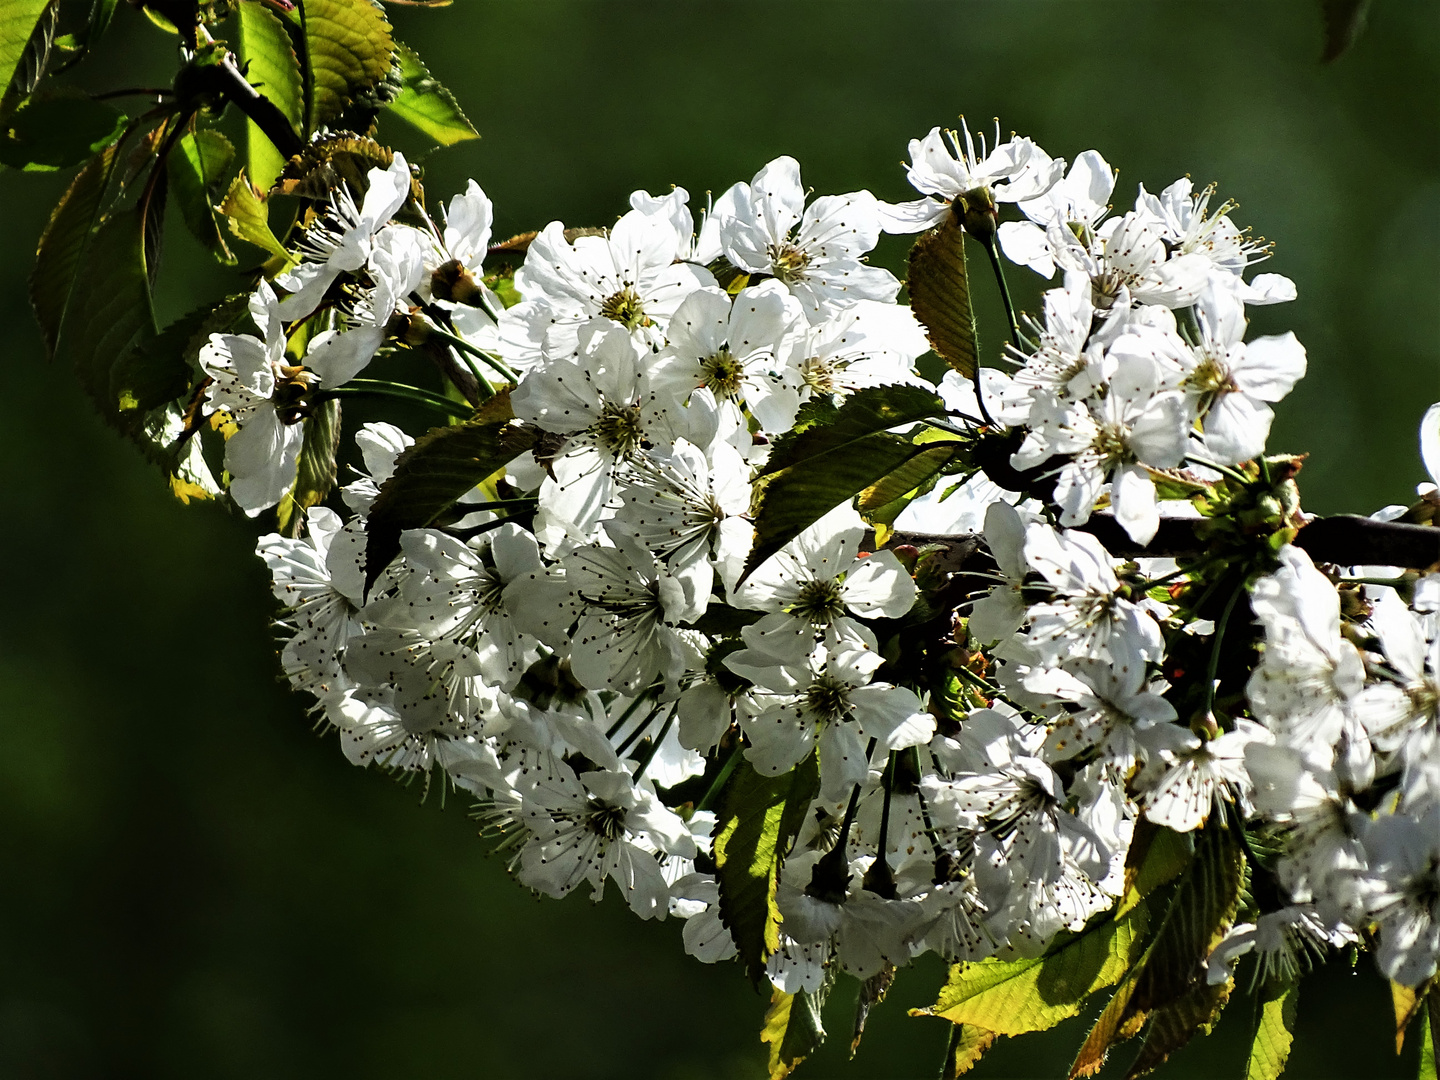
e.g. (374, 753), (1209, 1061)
(0, 94), (126, 171)
(301, 0), (395, 133)
(363, 393), (536, 591)
(0, 0), (56, 124)
(743, 384), (946, 581)
(858, 440), (965, 529)
(113, 293), (249, 425)
(218, 170), (291, 261)
(56, 204), (158, 422)
(236, 1), (304, 190)
(384, 40), (477, 146)
(1245, 979), (1299, 1080)
(29, 142), (120, 355)
(0, 0), (50, 118)
(1117, 819), (1194, 918)
(278, 397), (342, 535)
(712, 754), (821, 986)
(1125, 976), (1233, 1079)
(168, 129), (237, 264)
(942, 1025), (998, 1079)
(907, 215), (978, 377)
(1070, 823), (1247, 1078)
(761, 966), (835, 1080)
(914, 900), (1150, 1036)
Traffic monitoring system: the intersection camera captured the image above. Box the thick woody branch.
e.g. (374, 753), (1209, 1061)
(207, 54), (306, 161)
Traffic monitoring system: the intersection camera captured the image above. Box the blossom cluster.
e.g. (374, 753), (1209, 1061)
(195, 122), (1440, 996)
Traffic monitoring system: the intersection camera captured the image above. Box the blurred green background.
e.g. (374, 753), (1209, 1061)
(1, 1), (1436, 1077)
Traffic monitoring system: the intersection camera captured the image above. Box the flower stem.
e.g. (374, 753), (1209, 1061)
(315, 379), (474, 421)
(1185, 455), (1253, 487)
(1204, 584), (1244, 726)
(695, 745), (743, 813)
(984, 236), (1023, 351)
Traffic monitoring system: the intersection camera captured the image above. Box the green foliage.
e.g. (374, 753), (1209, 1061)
(113, 293), (249, 424)
(168, 129), (237, 264)
(1117, 820), (1194, 918)
(0, 0), (51, 121)
(712, 754), (820, 987)
(942, 1025), (998, 1078)
(362, 393), (536, 590)
(29, 142), (120, 355)
(906, 215), (978, 378)
(301, 0), (396, 133)
(761, 966), (835, 1080)
(218, 170), (291, 261)
(1127, 977), (1233, 1079)
(1422, 998), (1439, 1080)
(857, 439), (966, 532)
(743, 385), (946, 580)
(1245, 979), (1299, 1080)
(914, 900), (1150, 1037)
(56, 204), (159, 423)
(0, 0), (56, 123)
(278, 397), (342, 536)
(235, 1), (304, 190)
(385, 41), (477, 146)
(1072, 823), (1247, 1077)
(0, 94), (126, 171)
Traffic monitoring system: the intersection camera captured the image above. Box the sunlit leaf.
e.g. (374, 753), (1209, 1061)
(942, 1025), (998, 1079)
(712, 754), (820, 986)
(1245, 979), (1299, 1080)
(168, 129), (237, 264)
(857, 440), (965, 529)
(907, 214), (978, 377)
(1395, 979), (1436, 1053)
(743, 384), (946, 581)
(236, 1), (304, 190)
(0, 0), (50, 118)
(219, 169), (291, 261)
(29, 142), (120, 355)
(1071, 823), (1246, 1077)
(301, 0), (395, 133)
(1117, 820), (1194, 918)
(914, 900), (1149, 1036)
(0, 93), (126, 171)
(362, 391), (535, 591)
(384, 40), (477, 146)
(761, 966), (834, 1080)
(0, 0), (56, 123)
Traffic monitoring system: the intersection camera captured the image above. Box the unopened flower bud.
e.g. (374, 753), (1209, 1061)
(954, 186), (999, 243)
(430, 259), (483, 306)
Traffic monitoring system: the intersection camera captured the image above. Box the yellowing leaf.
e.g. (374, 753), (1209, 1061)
(1245, 979), (1299, 1080)
(1125, 976), (1233, 1079)
(915, 901), (1149, 1036)
(219, 170), (292, 262)
(943, 1025), (998, 1079)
